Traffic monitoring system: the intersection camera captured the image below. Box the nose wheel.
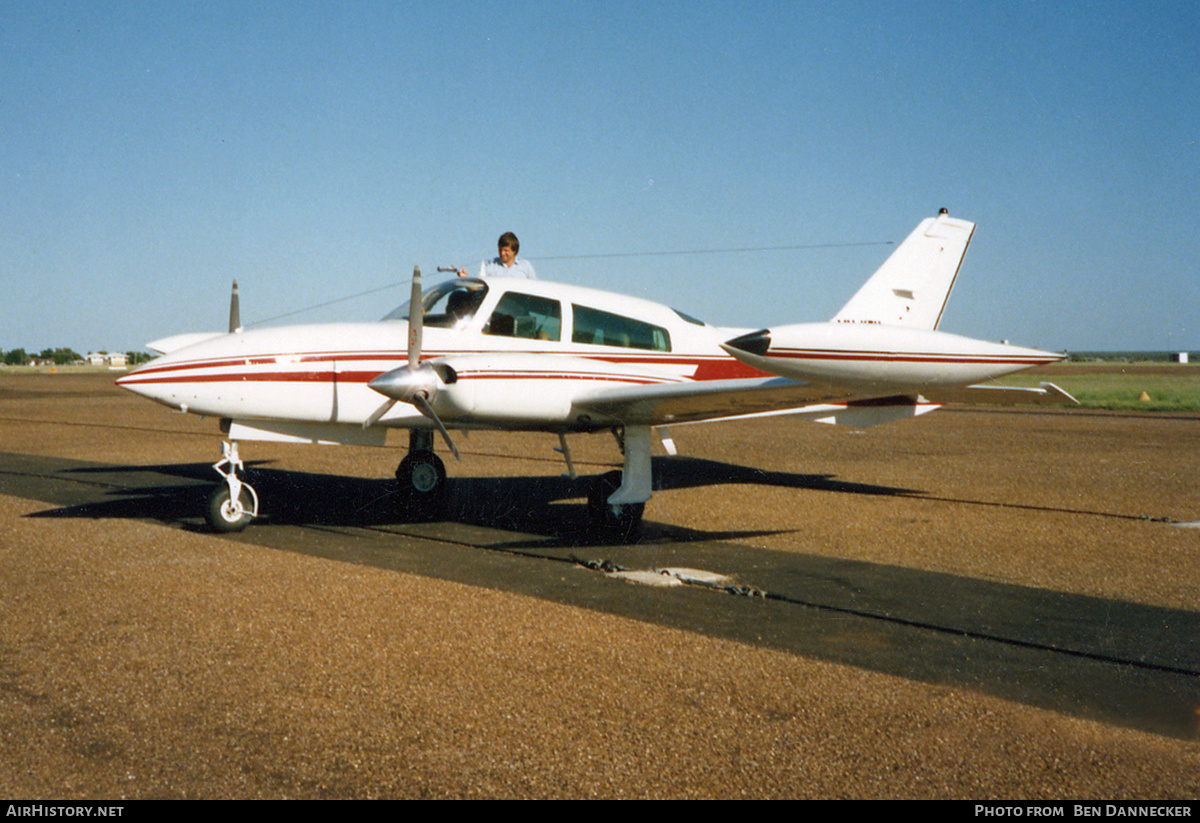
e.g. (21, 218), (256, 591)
(205, 441), (258, 533)
(207, 484), (255, 533)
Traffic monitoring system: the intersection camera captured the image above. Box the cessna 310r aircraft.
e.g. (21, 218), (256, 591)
(117, 210), (1075, 538)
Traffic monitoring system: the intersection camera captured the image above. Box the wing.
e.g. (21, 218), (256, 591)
(573, 376), (854, 425)
(572, 376), (1077, 429)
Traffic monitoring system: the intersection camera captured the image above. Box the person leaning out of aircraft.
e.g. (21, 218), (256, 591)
(458, 231), (537, 279)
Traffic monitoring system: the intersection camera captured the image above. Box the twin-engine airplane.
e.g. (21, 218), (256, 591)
(117, 210), (1074, 538)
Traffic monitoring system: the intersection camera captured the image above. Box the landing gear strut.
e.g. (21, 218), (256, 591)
(586, 424), (651, 542)
(395, 430), (447, 519)
(205, 441), (258, 533)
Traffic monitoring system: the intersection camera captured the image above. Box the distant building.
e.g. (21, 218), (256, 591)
(86, 352), (128, 368)
(1171, 352), (1189, 364)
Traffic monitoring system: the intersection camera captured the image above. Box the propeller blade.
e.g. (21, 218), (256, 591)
(363, 398), (397, 429)
(228, 280), (241, 333)
(369, 265), (458, 450)
(412, 393), (461, 460)
(407, 265), (423, 368)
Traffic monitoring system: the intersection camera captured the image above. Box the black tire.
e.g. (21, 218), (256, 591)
(396, 450), (447, 519)
(206, 484), (254, 533)
(587, 470), (644, 542)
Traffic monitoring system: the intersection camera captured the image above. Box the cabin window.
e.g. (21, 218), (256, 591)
(571, 305), (671, 352)
(483, 292), (562, 340)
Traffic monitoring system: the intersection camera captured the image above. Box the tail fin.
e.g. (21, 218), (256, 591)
(831, 210), (975, 330)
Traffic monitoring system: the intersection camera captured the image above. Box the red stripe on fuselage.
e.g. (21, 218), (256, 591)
(119, 368), (681, 388)
(119, 350), (771, 386)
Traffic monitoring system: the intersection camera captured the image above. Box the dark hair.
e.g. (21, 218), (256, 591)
(498, 232), (519, 253)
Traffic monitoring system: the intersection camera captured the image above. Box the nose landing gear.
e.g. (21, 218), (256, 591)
(205, 441), (258, 533)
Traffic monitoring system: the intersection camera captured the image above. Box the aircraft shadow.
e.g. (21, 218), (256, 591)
(652, 456), (921, 496)
(27, 455), (920, 547)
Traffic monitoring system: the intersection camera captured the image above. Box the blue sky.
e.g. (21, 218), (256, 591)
(3, 1), (1197, 354)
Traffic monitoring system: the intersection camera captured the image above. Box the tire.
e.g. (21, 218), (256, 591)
(587, 470), (644, 542)
(396, 450), (447, 519)
(206, 484), (254, 533)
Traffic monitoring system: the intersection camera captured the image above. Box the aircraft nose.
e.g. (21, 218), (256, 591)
(723, 329), (771, 356)
(114, 364), (150, 393)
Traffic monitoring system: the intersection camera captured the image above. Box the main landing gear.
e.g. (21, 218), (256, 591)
(205, 441), (259, 533)
(584, 424), (651, 542)
(389, 425), (651, 539)
(587, 470), (645, 541)
(395, 430), (447, 519)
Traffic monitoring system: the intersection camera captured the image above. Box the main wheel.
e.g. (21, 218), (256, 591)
(206, 484), (254, 533)
(587, 470), (644, 542)
(396, 450), (447, 519)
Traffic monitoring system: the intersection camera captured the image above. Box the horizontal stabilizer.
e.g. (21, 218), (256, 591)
(832, 210), (975, 330)
(920, 381), (1079, 407)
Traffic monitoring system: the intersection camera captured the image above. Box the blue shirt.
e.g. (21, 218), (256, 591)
(479, 257), (536, 279)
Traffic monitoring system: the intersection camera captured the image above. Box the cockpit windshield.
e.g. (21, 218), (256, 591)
(382, 279), (489, 328)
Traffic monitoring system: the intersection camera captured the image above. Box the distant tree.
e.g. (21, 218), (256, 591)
(126, 351), (153, 366)
(39, 347), (82, 365)
(4, 348), (29, 366)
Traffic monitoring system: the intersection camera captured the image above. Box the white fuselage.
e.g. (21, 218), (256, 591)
(117, 277), (1063, 439)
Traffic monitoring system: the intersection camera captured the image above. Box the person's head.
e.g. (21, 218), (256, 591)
(498, 232), (519, 265)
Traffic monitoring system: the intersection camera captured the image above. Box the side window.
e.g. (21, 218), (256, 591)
(483, 292), (562, 341)
(571, 305), (671, 352)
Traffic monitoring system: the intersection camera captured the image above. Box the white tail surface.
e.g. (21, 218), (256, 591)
(832, 211), (975, 330)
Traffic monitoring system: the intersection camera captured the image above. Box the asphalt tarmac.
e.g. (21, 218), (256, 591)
(1, 371), (1197, 798)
